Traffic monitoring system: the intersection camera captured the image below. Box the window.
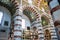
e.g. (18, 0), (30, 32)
(0, 30), (6, 32)
(27, 27), (30, 30)
(4, 21), (9, 26)
(0, 11), (3, 24)
(22, 19), (25, 29)
(58, 0), (60, 4)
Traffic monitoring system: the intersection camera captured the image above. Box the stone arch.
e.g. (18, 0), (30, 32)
(41, 14), (50, 26)
(0, 6), (11, 40)
(11, 0), (19, 9)
(0, 6), (11, 15)
(41, 12), (51, 18)
(22, 5), (41, 40)
(22, 5), (38, 14)
(0, 6), (11, 25)
(22, 5), (40, 22)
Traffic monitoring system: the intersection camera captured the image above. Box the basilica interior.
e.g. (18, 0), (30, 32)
(0, 0), (60, 40)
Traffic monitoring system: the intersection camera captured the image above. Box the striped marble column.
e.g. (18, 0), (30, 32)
(37, 16), (44, 40)
(11, 0), (23, 40)
(13, 9), (22, 40)
(47, 0), (60, 40)
(49, 18), (58, 40)
(31, 13), (44, 40)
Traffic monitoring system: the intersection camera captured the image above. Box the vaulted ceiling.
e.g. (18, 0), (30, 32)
(0, 0), (50, 16)
(21, 0), (50, 13)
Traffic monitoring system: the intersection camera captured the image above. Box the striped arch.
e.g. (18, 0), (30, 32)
(11, 0), (19, 9)
(41, 13), (53, 29)
(41, 13), (51, 24)
(22, 5), (40, 20)
(41, 13), (58, 40)
(22, 5), (45, 40)
(41, 13), (51, 31)
(41, 13), (52, 24)
(0, 6), (11, 40)
(41, 13), (51, 19)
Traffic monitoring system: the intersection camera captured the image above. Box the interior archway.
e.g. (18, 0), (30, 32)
(22, 6), (39, 40)
(0, 6), (11, 40)
(22, 14), (31, 29)
(41, 15), (50, 26)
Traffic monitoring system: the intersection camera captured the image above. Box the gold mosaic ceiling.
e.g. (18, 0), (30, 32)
(18, 0), (50, 13)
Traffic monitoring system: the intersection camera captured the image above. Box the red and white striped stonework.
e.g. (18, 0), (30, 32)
(11, 0), (22, 40)
(22, 5), (44, 40)
(13, 12), (22, 40)
(48, 0), (60, 40)
(10, 0), (59, 40)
